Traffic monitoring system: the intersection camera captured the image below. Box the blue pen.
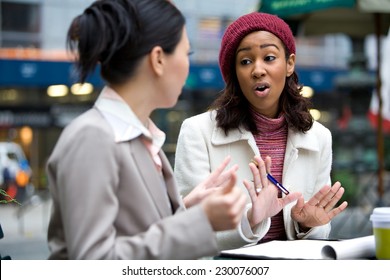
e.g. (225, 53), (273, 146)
(251, 159), (290, 195)
(267, 173), (290, 195)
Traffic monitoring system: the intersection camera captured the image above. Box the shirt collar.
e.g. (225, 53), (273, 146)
(94, 86), (166, 148)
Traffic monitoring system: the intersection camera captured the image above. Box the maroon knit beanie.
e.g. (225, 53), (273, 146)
(219, 12), (295, 83)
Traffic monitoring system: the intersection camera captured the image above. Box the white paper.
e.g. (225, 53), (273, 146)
(321, 235), (375, 259)
(220, 235), (376, 260)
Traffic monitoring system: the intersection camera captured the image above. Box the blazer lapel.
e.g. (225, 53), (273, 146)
(159, 151), (182, 212)
(130, 139), (173, 217)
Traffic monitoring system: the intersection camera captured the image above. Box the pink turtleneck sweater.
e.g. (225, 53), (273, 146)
(251, 109), (288, 243)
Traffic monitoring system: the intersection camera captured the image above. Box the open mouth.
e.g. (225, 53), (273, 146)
(256, 85), (268, 92)
(255, 83), (270, 92)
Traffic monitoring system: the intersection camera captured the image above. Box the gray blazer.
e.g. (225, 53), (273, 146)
(47, 108), (218, 259)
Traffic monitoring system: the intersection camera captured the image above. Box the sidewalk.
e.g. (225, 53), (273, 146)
(0, 193), (51, 260)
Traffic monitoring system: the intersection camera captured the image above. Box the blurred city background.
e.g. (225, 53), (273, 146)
(0, 0), (390, 259)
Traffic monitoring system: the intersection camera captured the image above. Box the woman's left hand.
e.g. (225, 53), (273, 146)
(291, 182), (348, 230)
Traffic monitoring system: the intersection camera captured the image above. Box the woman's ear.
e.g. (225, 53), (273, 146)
(286, 54), (296, 77)
(149, 46), (164, 76)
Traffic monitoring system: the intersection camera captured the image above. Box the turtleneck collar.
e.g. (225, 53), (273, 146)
(250, 107), (287, 135)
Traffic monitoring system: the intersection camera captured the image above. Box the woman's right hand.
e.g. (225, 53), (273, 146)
(183, 156), (239, 208)
(201, 172), (247, 231)
(244, 156), (301, 228)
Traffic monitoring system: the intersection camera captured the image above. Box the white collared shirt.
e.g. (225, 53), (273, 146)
(94, 86), (166, 173)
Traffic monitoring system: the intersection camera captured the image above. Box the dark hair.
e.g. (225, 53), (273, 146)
(210, 41), (313, 135)
(67, 0), (185, 84)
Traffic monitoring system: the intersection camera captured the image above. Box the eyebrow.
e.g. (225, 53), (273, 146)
(236, 43), (280, 54)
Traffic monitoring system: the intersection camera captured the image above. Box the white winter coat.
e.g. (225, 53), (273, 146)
(174, 110), (333, 250)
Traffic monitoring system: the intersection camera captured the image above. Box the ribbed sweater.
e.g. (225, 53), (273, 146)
(251, 109), (288, 242)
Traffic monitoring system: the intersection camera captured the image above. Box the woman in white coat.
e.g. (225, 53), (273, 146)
(174, 12), (348, 250)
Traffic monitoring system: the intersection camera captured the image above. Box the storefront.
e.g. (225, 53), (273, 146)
(0, 57), (102, 192)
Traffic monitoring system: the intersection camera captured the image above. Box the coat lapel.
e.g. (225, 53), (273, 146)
(130, 138), (173, 217)
(283, 127), (321, 177)
(159, 151), (182, 212)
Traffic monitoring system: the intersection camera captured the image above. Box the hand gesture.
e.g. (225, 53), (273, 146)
(201, 172), (247, 231)
(291, 182), (348, 230)
(183, 156), (239, 208)
(244, 156), (301, 228)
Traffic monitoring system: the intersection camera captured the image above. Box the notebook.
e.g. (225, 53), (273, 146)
(219, 235), (376, 260)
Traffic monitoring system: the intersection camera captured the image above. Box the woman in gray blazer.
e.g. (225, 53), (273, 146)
(46, 0), (247, 260)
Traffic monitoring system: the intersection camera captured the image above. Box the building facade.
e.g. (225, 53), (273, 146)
(1, 0), (379, 198)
